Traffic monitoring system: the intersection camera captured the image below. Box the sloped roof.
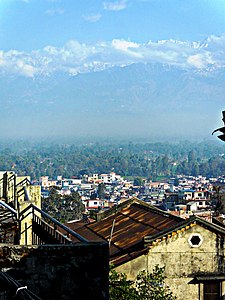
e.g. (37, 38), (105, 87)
(144, 215), (225, 246)
(68, 199), (184, 265)
(66, 199), (225, 266)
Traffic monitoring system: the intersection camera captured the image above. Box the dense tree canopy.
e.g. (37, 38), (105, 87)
(0, 139), (224, 180)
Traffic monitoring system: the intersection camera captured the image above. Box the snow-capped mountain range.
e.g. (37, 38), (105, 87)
(0, 61), (224, 139)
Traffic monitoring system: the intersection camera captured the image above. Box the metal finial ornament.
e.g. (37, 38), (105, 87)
(212, 111), (225, 142)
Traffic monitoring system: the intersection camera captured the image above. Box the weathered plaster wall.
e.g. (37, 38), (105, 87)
(19, 185), (41, 245)
(0, 243), (109, 300)
(116, 224), (225, 300)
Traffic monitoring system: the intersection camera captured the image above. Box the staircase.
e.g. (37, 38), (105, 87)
(21, 204), (88, 245)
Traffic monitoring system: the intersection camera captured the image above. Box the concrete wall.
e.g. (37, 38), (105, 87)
(19, 185), (42, 245)
(0, 243), (109, 300)
(116, 224), (225, 300)
(0, 171), (41, 209)
(0, 171), (42, 245)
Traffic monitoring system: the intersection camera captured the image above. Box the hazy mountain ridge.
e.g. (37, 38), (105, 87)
(0, 63), (224, 138)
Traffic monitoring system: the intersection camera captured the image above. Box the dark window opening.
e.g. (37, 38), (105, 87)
(204, 281), (221, 300)
(190, 235), (201, 246)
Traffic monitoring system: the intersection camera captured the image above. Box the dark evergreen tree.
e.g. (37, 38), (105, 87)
(42, 189), (85, 222)
(97, 183), (106, 199)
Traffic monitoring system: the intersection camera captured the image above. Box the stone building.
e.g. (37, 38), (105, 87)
(72, 198), (225, 300)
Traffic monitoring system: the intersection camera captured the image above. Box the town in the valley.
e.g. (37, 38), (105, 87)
(0, 167), (225, 299)
(40, 171), (225, 221)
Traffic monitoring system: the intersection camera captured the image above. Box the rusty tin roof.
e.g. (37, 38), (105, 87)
(68, 199), (184, 265)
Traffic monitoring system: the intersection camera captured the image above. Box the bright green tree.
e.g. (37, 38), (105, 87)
(136, 266), (176, 300)
(109, 268), (138, 300)
(109, 265), (177, 300)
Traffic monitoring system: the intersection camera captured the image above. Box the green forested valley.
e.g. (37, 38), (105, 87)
(0, 139), (224, 180)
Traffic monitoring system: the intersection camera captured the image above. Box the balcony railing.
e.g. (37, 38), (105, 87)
(20, 204), (89, 245)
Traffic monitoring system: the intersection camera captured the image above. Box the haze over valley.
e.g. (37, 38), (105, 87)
(0, 0), (224, 141)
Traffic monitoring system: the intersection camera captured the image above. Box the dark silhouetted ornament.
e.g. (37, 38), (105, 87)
(212, 111), (225, 142)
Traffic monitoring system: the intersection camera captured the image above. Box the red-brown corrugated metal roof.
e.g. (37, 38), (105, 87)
(67, 200), (184, 266)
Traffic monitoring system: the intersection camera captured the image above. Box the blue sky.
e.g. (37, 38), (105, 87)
(1, 0), (225, 51)
(0, 0), (225, 77)
(0, 0), (224, 140)
(0, 0), (225, 78)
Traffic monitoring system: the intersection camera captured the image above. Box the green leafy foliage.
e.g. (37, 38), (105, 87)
(212, 185), (225, 216)
(42, 187), (85, 222)
(133, 177), (144, 186)
(135, 266), (176, 300)
(97, 183), (106, 199)
(0, 140), (224, 180)
(109, 265), (177, 300)
(109, 269), (138, 300)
